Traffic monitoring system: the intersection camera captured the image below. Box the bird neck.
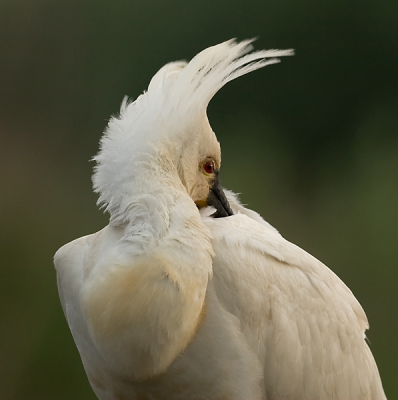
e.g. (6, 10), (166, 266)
(108, 154), (202, 257)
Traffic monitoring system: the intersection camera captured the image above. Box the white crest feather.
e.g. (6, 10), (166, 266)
(92, 39), (293, 221)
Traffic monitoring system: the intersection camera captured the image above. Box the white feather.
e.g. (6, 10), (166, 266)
(55, 39), (386, 400)
(92, 39), (293, 228)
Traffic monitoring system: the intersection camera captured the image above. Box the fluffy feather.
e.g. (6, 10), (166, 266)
(92, 39), (293, 227)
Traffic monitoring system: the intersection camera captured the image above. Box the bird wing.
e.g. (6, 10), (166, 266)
(203, 208), (386, 400)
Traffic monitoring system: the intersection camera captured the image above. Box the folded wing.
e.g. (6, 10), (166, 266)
(203, 196), (386, 400)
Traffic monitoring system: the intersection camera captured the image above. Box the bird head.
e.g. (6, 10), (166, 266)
(92, 39), (293, 226)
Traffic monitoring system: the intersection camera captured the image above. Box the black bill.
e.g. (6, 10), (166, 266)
(207, 172), (234, 218)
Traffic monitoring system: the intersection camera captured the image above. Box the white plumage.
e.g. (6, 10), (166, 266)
(54, 39), (386, 399)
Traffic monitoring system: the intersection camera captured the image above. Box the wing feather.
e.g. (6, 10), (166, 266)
(202, 205), (386, 399)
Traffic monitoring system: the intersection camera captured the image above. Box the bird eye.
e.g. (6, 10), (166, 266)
(203, 160), (215, 175)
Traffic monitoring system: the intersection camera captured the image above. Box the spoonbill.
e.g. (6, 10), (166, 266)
(55, 39), (386, 399)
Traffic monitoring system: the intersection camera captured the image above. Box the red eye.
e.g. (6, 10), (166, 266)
(203, 160), (215, 174)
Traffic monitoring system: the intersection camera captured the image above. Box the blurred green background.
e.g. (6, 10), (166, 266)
(1, 0), (397, 398)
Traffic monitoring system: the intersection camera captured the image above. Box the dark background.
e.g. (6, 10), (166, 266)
(1, 1), (397, 398)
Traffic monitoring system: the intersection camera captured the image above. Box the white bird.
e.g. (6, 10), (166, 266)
(55, 39), (386, 400)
